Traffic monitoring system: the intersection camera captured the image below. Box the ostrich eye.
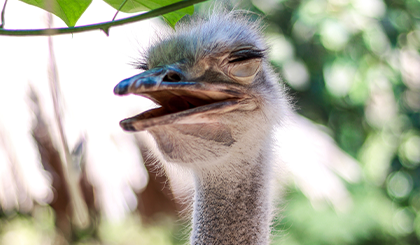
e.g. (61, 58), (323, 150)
(227, 49), (264, 79)
(229, 59), (261, 77)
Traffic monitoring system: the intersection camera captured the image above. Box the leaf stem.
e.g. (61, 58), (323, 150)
(0, 0), (206, 36)
(112, 0), (128, 21)
(0, 0), (7, 29)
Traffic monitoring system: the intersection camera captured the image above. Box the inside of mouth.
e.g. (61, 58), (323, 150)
(120, 89), (245, 131)
(139, 89), (238, 116)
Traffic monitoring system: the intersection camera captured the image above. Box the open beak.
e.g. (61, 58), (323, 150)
(114, 67), (254, 132)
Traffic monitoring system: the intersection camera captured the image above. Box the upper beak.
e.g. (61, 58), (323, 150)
(114, 67), (190, 96)
(113, 66), (247, 106)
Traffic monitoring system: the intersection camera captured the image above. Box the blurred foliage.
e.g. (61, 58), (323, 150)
(237, 0), (420, 244)
(1, 0), (420, 244)
(0, 206), (183, 245)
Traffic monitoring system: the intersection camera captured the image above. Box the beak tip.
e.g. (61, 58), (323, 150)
(113, 78), (131, 95)
(120, 121), (137, 132)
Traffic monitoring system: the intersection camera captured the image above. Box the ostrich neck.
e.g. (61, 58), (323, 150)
(191, 152), (272, 245)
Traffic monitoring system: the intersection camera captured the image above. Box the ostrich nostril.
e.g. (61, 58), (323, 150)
(163, 71), (182, 82)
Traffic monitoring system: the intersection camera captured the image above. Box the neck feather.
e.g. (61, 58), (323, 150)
(190, 151), (273, 245)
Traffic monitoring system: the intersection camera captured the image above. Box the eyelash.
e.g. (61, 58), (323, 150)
(228, 49), (265, 63)
(137, 62), (149, 70)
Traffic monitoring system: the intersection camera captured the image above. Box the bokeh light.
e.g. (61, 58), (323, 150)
(387, 171), (413, 199)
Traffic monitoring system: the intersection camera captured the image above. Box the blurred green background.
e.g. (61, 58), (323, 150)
(1, 0), (420, 244)
(251, 0), (420, 244)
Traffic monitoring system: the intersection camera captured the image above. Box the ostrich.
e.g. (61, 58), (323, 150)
(114, 11), (290, 244)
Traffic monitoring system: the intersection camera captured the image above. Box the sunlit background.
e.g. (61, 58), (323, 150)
(0, 0), (419, 244)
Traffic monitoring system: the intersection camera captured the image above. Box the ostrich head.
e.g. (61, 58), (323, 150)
(114, 11), (287, 171)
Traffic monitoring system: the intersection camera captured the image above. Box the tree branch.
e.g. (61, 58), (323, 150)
(0, 0), (206, 36)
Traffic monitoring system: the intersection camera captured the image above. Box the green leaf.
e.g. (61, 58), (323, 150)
(19, 0), (92, 27)
(162, 5), (193, 28)
(104, 0), (194, 28)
